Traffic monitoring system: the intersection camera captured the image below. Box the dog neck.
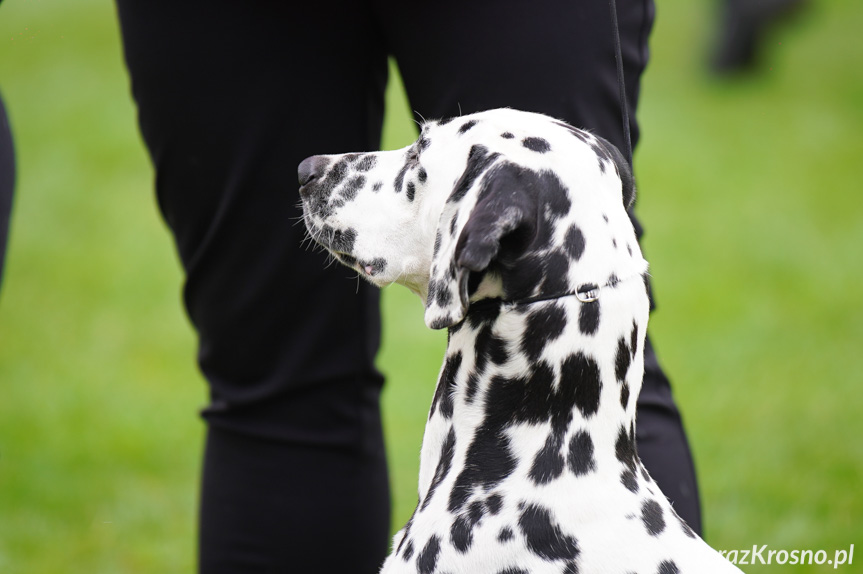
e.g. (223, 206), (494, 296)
(419, 280), (649, 515)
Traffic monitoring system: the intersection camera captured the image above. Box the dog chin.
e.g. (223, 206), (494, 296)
(367, 265), (427, 298)
(331, 252), (393, 288)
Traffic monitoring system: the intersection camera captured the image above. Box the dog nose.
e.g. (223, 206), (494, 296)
(298, 155), (329, 188)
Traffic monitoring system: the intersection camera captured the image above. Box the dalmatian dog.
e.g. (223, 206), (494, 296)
(298, 108), (742, 574)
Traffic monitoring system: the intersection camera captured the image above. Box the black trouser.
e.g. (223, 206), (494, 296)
(115, 1), (700, 572)
(0, 95), (14, 289)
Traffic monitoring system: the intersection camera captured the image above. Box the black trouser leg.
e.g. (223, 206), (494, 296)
(638, 337), (703, 533)
(115, 1), (391, 571)
(199, 391), (390, 573)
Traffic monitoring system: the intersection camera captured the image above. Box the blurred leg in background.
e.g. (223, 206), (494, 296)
(115, 2), (391, 572)
(0, 93), (14, 289)
(380, 0), (703, 534)
(712, 0), (809, 73)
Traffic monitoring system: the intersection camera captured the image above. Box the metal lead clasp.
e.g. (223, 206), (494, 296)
(575, 285), (599, 303)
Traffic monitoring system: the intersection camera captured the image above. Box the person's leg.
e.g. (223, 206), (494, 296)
(0, 94), (14, 288)
(379, 0), (702, 534)
(115, 2), (391, 571)
(376, 0), (650, 156)
(711, 0), (808, 73)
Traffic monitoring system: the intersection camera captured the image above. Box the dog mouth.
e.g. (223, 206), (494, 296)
(334, 252), (387, 277)
(334, 253), (387, 278)
(303, 217), (387, 278)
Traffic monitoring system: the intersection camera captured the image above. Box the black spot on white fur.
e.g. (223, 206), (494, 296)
(522, 136), (551, 153)
(340, 175), (365, 201)
(458, 120), (478, 134)
(401, 539), (414, 561)
(448, 374), (519, 512)
(621, 468), (639, 493)
(518, 504), (580, 562)
(521, 304), (566, 362)
(396, 512), (415, 556)
(327, 227), (357, 253)
(427, 278), (453, 310)
(568, 430), (597, 476)
(393, 160), (410, 194)
(465, 371), (480, 403)
(615, 336), (632, 383)
(616, 425), (638, 471)
(564, 224), (586, 261)
(641, 499), (666, 536)
(417, 535), (442, 574)
(421, 427), (456, 511)
(561, 353), (602, 419)
(451, 514), (473, 553)
(468, 500), (486, 524)
(578, 300), (601, 336)
(529, 434), (565, 485)
(355, 154), (376, 172)
(430, 352), (462, 419)
(620, 382), (631, 410)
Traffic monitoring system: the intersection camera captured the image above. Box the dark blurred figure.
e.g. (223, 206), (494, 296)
(0, 94), (14, 289)
(712, 0), (809, 72)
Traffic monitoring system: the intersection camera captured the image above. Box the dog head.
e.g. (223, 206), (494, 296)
(299, 108), (647, 329)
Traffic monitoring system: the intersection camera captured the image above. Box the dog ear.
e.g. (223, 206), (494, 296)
(424, 163), (536, 330)
(591, 135), (635, 210)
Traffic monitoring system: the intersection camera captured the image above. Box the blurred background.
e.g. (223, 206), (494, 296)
(0, 0), (860, 572)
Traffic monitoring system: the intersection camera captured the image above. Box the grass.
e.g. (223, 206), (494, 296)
(0, 0), (860, 572)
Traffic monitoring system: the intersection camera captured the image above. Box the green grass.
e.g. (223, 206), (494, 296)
(0, 0), (860, 572)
